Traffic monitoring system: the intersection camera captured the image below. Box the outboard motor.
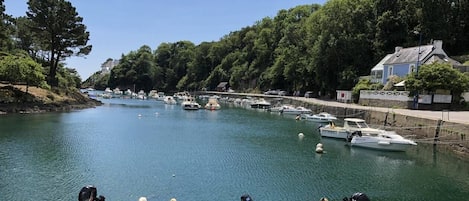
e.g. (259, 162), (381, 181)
(78, 185), (105, 201)
(346, 131), (362, 142)
(241, 194), (253, 201)
(343, 192), (370, 201)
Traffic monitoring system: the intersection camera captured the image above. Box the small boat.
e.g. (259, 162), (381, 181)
(347, 130), (417, 152)
(319, 118), (391, 139)
(163, 96), (177, 105)
(250, 98), (271, 109)
(205, 96), (221, 110)
(270, 105), (312, 115)
(301, 112), (337, 123)
(181, 96), (201, 110)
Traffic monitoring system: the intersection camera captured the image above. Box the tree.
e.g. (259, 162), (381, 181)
(406, 62), (469, 102)
(26, 0), (91, 87)
(0, 0), (14, 51)
(0, 52), (47, 92)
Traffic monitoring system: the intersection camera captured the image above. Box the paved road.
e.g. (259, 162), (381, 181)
(288, 96), (469, 125)
(209, 92), (469, 125)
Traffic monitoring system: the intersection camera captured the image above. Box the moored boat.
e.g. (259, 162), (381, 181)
(347, 130), (417, 152)
(163, 96), (177, 105)
(205, 96), (221, 110)
(319, 118), (393, 139)
(250, 98), (271, 109)
(301, 112), (337, 123)
(270, 105), (312, 115)
(181, 96), (201, 110)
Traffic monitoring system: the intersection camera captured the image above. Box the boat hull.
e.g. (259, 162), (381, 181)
(350, 136), (416, 152)
(319, 127), (348, 139)
(183, 104), (200, 110)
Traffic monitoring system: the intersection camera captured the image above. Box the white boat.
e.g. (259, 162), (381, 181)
(173, 91), (190, 103)
(347, 130), (417, 152)
(250, 98), (271, 109)
(181, 96), (201, 110)
(270, 105), (311, 115)
(319, 118), (392, 139)
(137, 90), (147, 100)
(205, 96), (221, 110)
(301, 112), (337, 123)
(163, 96), (177, 105)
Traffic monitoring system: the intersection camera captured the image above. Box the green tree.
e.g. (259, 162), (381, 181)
(308, 0), (375, 97)
(26, 0), (91, 87)
(0, 52), (47, 92)
(0, 0), (14, 51)
(406, 62), (469, 102)
(352, 78), (383, 103)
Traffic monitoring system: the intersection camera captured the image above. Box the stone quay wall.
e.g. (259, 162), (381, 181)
(201, 91), (469, 160)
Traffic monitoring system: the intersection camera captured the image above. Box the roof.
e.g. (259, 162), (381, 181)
(216, 82), (228, 88)
(371, 54), (392, 71)
(384, 45), (434, 65)
(394, 80), (406, 87)
(423, 54), (462, 66)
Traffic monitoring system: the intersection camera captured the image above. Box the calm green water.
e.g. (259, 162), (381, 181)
(1, 98), (469, 201)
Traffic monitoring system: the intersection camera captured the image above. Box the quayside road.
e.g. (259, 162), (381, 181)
(207, 91), (469, 125)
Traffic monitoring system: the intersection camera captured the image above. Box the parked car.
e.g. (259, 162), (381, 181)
(304, 91), (316, 98)
(264, 89), (279, 95)
(278, 91), (287, 96)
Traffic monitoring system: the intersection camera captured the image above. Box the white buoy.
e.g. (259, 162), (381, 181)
(298, 133), (304, 138)
(172, 174), (176, 177)
(315, 143), (324, 153)
(138, 114), (143, 117)
(139, 197), (147, 201)
(316, 143), (323, 148)
(170, 198), (177, 201)
(315, 146), (324, 153)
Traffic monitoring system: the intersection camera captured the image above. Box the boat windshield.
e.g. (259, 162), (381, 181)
(348, 121), (369, 128)
(356, 122), (369, 128)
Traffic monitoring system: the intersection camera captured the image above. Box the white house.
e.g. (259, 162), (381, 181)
(101, 59), (120, 75)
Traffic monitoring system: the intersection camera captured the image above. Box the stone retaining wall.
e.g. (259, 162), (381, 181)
(203, 92), (469, 160)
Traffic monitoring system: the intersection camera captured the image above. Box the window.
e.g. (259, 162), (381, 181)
(388, 66), (393, 76)
(376, 70), (383, 79)
(409, 64), (416, 74)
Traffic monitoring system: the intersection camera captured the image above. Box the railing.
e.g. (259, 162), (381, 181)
(360, 90), (412, 101)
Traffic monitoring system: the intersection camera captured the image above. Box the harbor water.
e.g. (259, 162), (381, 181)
(1, 98), (469, 201)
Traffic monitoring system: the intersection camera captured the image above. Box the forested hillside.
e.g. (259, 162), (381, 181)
(2, 0), (469, 98)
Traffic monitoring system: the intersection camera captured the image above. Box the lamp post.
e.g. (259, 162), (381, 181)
(413, 30), (422, 109)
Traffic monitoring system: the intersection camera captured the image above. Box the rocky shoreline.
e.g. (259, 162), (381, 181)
(0, 84), (102, 114)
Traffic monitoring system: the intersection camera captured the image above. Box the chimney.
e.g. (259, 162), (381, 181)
(433, 40), (443, 51)
(395, 46), (402, 53)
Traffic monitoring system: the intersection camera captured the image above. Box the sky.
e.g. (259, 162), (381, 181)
(4, 0), (326, 80)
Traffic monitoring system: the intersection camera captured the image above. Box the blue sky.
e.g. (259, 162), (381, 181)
(4, 0), (326, 79)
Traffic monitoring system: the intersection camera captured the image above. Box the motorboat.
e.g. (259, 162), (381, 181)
(319, 118), (393, 139)
(347, 130), (417, 152)
(250, 98), (271, 109)
(173, 91), (190, 103)
(181, 96), (201, 110)
(163, 96), (177, 105)
(205, 96), (221, 110)
(301, 112), (337, 123)
(270, 105), (311, 115)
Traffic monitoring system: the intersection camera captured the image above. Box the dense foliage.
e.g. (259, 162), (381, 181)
(3, 0), (469, 95)
(406, 63), (469, 101)
(0, 52), (46, 91)
(0, 0), (88, 89)
(99, 0), (469, 95)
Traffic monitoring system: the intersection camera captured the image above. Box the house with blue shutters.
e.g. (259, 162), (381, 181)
(371, 40), (463, 85)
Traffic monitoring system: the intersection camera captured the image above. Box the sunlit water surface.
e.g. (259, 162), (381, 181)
(1, 98), (468, 201)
